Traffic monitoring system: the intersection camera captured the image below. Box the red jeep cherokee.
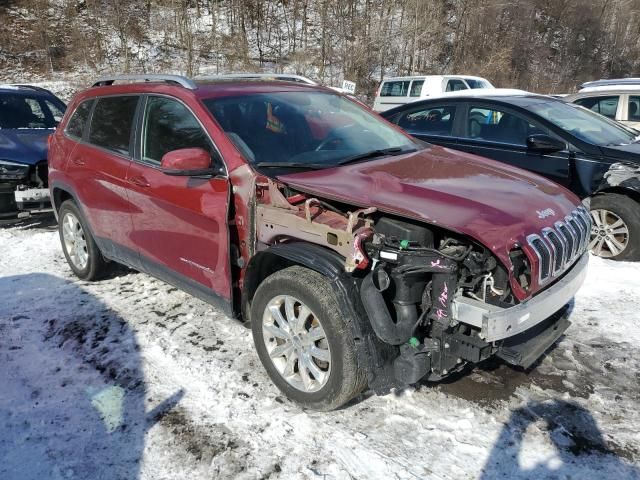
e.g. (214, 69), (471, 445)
(48, 75), (590, 410)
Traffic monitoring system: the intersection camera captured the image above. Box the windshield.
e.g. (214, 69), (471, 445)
(465, 79), (492, 89)
(528, 100), (637, 146)
(203, 91), (418, 169)
(0, 92), (65, 129)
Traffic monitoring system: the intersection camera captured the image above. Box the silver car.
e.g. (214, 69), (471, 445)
(565, 79), (640, 130)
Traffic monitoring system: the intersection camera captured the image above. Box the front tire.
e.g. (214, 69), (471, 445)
(589, 194), (640, 261)
(251, 266), (367, 411)
(58, 200), (109, 280)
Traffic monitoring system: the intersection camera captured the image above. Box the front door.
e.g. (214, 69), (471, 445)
(456, 103), (571, 187)
(126, 95), (232, 304)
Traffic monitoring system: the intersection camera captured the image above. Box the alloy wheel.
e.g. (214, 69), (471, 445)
(261, 295), (331, 393)
(589, 208), (629, 258)
(61, 212), (89, 270)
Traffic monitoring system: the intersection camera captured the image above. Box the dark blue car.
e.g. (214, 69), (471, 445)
(0, 84), (66, 218)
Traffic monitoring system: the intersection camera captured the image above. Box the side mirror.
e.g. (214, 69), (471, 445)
(527, 134), (566, 154)
(160, 148), (215, 176)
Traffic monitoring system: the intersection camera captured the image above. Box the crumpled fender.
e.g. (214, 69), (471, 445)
(597, 162), (640, 193)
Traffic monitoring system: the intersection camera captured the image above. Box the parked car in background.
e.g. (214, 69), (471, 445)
(48, 74), (588, 410)
(373, 75), (494, 112)
(565, 79), (640, 130)
(382, 92), (640, 260)
(0, 84), (66, 218)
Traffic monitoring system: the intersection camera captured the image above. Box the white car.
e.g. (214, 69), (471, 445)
(372, 75), (494, 112)
(564, 79), (640, 130)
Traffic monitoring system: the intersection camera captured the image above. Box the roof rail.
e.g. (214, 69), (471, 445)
(198, 73), (318, 85)
(92, 74), (197, 90)
(580, 78), (640, 89)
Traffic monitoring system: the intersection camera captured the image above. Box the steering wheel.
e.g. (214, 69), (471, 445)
(315, 123), (356, 151)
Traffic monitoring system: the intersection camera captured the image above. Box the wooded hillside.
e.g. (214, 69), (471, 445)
(1, 0), (639, 96)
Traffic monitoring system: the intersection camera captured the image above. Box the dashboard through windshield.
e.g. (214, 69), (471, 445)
(203, 91), (419, 170)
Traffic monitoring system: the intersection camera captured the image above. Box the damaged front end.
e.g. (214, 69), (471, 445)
(0, 159), (50, 218)
(255, 179), (584, 390)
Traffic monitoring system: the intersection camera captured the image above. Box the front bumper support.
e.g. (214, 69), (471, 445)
(15, 187), (51, 210)
(452, 253), (588, 342)
(496, 306), (571, 368)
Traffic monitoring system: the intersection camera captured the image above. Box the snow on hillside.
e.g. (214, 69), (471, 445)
(1, 221), (639, 479)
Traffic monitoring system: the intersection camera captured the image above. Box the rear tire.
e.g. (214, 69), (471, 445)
(58, 200), (109, 280)
(251, 266), (367, 411)
(589, 194), (640, 261)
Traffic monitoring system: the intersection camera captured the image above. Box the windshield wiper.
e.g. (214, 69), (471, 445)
(254, 162), (330, 169)
(335, 147), (415, 166)
(254, 147), (415, 170)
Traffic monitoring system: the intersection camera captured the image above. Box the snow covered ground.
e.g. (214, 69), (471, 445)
(1, 217), (639, 480)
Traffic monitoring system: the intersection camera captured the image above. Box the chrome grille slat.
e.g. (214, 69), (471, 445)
(526, 234), (551, 282)
(571, 213), (588, 252)
(543, 228), (564, 274)
(563, 216), (580, 260)
(527, 207), (589, 285)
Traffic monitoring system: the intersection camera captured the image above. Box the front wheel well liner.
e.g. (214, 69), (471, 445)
(241, 242), (345, 324)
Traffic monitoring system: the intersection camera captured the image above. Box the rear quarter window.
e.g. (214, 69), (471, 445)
(574, 96), (619, 119)
(88, 96), (139, 155)
(380, 81), (411, 97)
(409, 80), (424, 97)
(65, 100), (93, 139)
(445, 79), (469, 92)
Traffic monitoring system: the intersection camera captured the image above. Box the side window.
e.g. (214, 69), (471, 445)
(409, 80), (424, 97)
(24, 98), (47, 125)
(397, 105), (456, 136)
(142, 96), (213, 165)
(629, 96), (640, 121)
(65, 100), (93, 140)
(45, 99), (65, 124)
(380, 81), (411, 97)
(574, 96), (619, 119)
(465, 106), (546, 146)
(88, 96), (138, 155)
(445, 79), (469, 92)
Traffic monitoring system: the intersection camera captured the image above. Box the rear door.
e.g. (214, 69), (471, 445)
(126, 94), (232, 304)
(456, 102), (571, 187)
(67, 95), (141, 267)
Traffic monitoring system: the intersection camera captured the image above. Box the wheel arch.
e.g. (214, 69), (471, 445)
(593, 185), (640, 206)
(50, 182), (98, 241)
(51, 181), (82, 219)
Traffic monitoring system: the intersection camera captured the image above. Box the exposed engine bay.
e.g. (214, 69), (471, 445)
(253, 179), (543, 386)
